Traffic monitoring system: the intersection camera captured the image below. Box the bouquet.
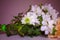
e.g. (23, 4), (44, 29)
(0, 3), (60, 38)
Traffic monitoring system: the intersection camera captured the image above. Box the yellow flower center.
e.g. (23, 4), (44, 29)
(25, 17), (30, 23)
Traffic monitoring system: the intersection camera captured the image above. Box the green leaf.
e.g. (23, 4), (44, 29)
(1, 24), (6, 32)
(18, 25), (23, 32)
(38, 16), (43, 26)
(28, 28), (33, 35)
(52, 27), (56, 35)
(21, 25), (29, 33)
(33, 28), (41, 35)
(5, 24), (17, 36)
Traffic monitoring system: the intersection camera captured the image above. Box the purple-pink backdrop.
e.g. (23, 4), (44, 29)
(0, 0), (60, 24)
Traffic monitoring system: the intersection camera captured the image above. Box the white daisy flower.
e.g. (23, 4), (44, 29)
(21, 12), (40, 25)
(21, 15), (30, 24)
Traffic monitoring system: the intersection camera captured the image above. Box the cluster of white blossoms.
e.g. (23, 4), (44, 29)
(21, 4), (59, 35)
(41, 4), (59, 35)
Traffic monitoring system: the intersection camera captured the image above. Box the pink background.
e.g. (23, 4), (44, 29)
(0, 0), (60, 24)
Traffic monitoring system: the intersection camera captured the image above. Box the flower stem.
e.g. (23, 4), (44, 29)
(0, 29), (1, 30)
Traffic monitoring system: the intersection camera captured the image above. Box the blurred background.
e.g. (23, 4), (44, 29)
(0, 0), (60, 24)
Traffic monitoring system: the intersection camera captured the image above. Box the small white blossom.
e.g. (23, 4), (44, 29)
(31, 5), (42, 16)
(45, 30), (49, 35)
(41, 26), (47, 31)
(27, 12), (38, 18)
(42, 20), (48, 25)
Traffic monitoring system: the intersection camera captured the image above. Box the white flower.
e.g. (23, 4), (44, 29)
(42, 20), (48, 25)
(48, 20), (55, 25)
(21, 12), (40, 25)
(48, 20), (55, 33)
(41, 25), (50, 35)
(42, 4), (53, 10)
(43, 14), (51, 21)
(27, 12), (37, 18)
(48, 24), (54, 34)
(41, 26), (47, 31)
(41, 12), (45, 16)
(42, 4), (59, 20)
(45, 30), (49, 35)
(41, 19), (55, 34)
(21, 15), (30, 24)
(31, 5), (42, 16)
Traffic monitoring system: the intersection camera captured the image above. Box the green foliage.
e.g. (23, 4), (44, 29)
(0, 16), (43, 37)
(52, 27), (56, 35)
(1, 24), (6, 32)
(38, 16), (43, 26)
(33, 28), (41, 36)
(16, 24), (42, 37)
(5, 24), (17, 36)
